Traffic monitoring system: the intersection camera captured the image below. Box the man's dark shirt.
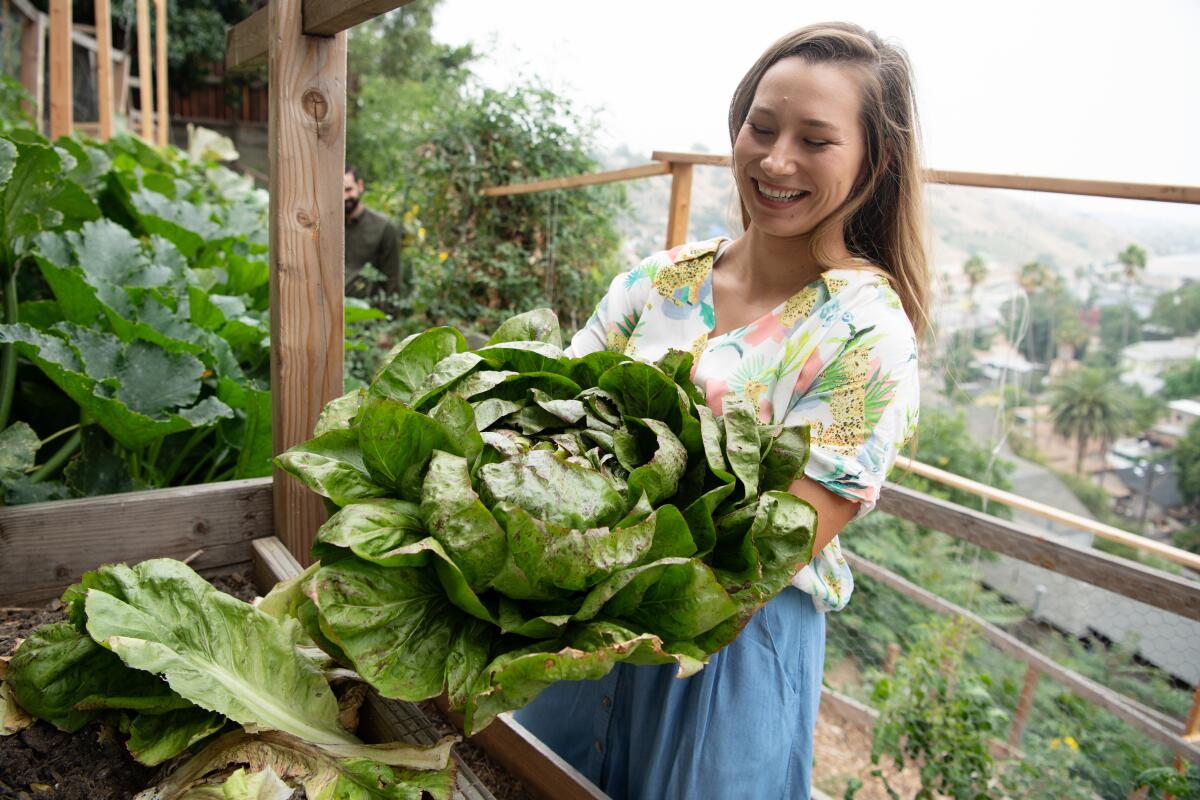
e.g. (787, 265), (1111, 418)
(345, 206), (402, 297)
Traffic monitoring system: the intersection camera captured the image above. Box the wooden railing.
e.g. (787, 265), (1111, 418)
(478, 149), (1200, 771)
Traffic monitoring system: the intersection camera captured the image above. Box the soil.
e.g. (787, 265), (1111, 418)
(812, 704), (939, 800)
(0, 566), (529, 800)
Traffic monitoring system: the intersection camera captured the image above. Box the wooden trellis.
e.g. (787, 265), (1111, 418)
(8, 0), (165, 143)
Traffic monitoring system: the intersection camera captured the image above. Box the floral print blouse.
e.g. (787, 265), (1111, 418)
(567, 237), (920, 611)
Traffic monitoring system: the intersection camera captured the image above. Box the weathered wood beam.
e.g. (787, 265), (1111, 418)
(896, 455), (1200, 571)
(665, 162), (694, 249)
(267, 0), (346, 563)
(877, 482), (1200, 623)
(94, 0), (112, 140)
(0, 479), (273, 606)
(47, 0), (70, 138)
(154, 0), (167, 146)
(646, 150), (1200, 204)
(18, 9), (45, 128)
(478, 162), (671, 198)
(303, 0), (416, 36)
(135, 0), (153, 141)
(225, 0), (414, 73)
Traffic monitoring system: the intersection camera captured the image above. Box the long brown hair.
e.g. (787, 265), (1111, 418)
(728, 22), (931, 340)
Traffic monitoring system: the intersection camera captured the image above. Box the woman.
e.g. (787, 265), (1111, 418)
(514, 22), (929, 799)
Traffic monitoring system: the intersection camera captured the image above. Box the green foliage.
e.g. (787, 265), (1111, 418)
(1175, 418), (1200, 506)
(1162, 359), (1200, 400)
(1152, 282), (1200, 338)
(905, 406), (1014, 514)
(1134, 763), (1200, 799)
(1099, 304), (1139, 356)
(342, 7), (625, 380)
(869, 619), (1005, 799)
(0, 76), (33, 134)
(0, 125), (285, 502)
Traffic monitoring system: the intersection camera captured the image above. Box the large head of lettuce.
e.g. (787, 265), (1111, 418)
(277, 309), (817, 734)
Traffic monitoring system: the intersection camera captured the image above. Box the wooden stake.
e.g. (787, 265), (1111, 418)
(665, 162), (693, 249)
(267, 0), (346, 563)
(18, 10), (44, 128)
(94, 0), (112, 141)
(47, 0), (69, 138)
(154, 0), (166, 146)
(1185, 683), (1200, 739)
(1008, 664), (1040, 749)
(135, 0), (152, 141)
(883, 642), (901, 675)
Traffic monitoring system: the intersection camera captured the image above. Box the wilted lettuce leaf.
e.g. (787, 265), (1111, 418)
(136, 729), (456, 800)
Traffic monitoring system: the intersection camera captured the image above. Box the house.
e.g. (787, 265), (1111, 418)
(1119, 336), (1200, 396)
(1149, 398), (1200, 447)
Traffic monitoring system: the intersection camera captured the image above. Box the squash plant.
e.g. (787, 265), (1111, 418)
(0, 127), (381, 504)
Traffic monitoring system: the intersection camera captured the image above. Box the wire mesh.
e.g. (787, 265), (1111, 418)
(815, 507), (1198, 800)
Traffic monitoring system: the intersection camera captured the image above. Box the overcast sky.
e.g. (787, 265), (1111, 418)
(433, 0), (1200, 197)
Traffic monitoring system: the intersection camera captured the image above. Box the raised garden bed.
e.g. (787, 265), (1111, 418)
(0, 484), (607, 799)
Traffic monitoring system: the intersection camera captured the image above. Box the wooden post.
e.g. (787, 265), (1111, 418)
(665, 161), (693, 249)
(883, 642), (901, 675)
(94, 0), (112, 141)
(1008, 664), (1041, 748)
(135, 0), (153, 141)
(18, 10), (44, 128)
(154, 0), (166, 146)
(1185, 683), (1200, 741)
(47, 0), (69, 138)
(267, 0), (347, 563)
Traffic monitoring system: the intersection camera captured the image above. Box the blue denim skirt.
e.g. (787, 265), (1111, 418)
(513, 587), (826, 800)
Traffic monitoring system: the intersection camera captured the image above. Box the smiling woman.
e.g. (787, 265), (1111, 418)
(512, 22), (928, 800)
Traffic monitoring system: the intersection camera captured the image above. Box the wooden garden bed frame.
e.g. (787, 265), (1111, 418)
(2, 0), (1199, 794)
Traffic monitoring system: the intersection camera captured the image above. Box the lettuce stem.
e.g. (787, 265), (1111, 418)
(0, 266), (18, 430)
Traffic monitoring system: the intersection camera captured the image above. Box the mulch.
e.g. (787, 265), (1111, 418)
(0, 566), (532, 800)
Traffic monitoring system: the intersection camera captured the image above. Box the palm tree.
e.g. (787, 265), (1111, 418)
(1117, 243), (1148, 351)
(1049, 367), (1133, 478)
(962, 254), (986, 344)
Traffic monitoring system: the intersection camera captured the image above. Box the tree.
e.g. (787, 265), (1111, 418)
(1162, 360), (1200, 400)
(1049, 368), (1133, 477)
(961, 254), (986, 350)
(1174, 419), (1200, 507)
(1117, 243), (1148, 351)
(1151, 281), (1200, 337)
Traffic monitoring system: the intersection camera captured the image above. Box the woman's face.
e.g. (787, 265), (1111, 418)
(733, 57), (867, 241)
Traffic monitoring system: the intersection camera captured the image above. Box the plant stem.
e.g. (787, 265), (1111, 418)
(0, 265), (19, 431)
(39, 422), (80, 448)
(203, 447), (231, 483)
(162, 428), (210, 484)
(30, 431), (81, 482)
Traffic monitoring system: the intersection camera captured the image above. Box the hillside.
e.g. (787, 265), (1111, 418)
(602, 148), (1200, 294)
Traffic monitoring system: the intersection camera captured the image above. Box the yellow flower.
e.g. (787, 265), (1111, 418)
(418, 227), (426, 241)
(438, 251), (449, 262)
(1064, 736), (1079, 751)
(1050, 738), (1061, 750)
(410, 204), (420, 215)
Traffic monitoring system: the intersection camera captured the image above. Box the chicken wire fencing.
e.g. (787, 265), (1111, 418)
(814, 512), (1199, 800)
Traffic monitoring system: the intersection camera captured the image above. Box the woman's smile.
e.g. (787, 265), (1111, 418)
(751, 178), (811, 208)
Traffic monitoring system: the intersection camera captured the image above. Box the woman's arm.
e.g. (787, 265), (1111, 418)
(787, 475), (859, 555)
